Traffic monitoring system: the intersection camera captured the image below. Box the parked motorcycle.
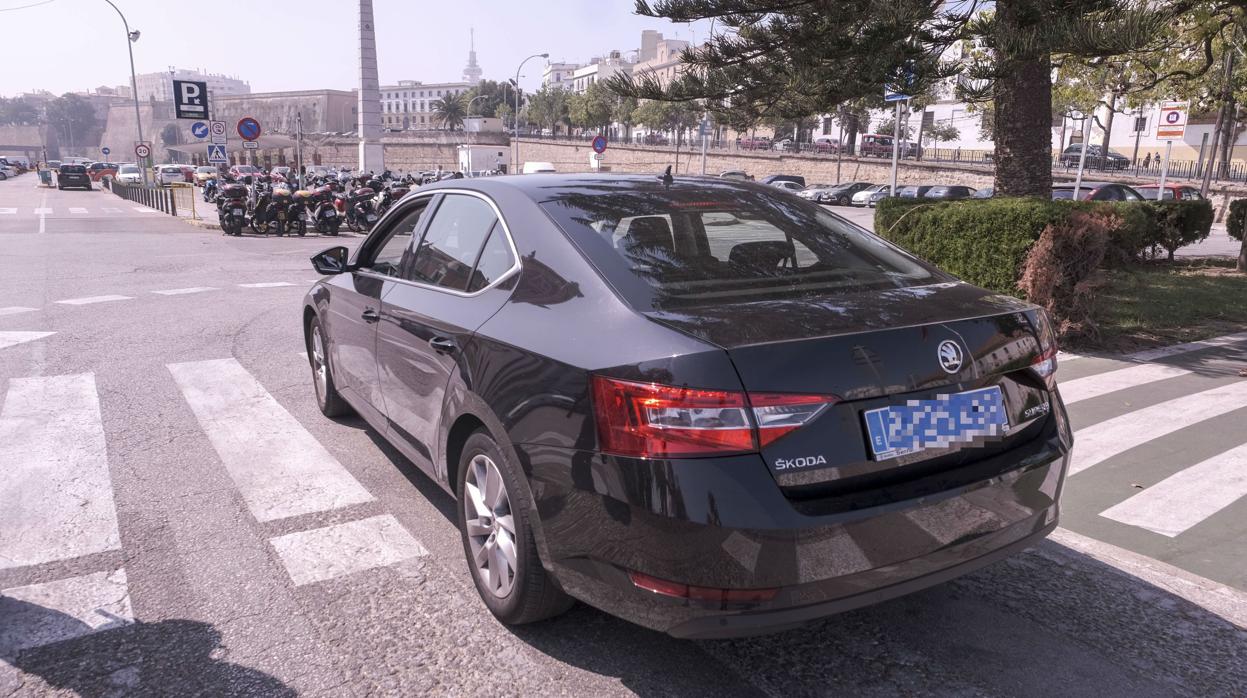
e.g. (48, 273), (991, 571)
(343, 186), (378, 232)
(202, 177), (219, 203)
(309, 185), (341, 235)
(287, 190), (312, 237)
(218, 183), (249, 236)
(250, 182), (292, 236)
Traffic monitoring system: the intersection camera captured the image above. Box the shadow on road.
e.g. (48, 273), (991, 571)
(1, 597), (294, 697)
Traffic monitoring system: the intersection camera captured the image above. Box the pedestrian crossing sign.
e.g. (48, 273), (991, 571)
(207, 144), (227, 164)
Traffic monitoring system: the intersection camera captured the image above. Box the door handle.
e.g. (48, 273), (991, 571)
(428, 336), (457, 354)
(361, 308), (380, 323)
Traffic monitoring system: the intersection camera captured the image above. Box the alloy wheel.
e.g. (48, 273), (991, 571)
(311, 328), (328, 405)
(464, 454), (517, 598)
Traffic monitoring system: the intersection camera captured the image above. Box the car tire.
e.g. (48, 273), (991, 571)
(0, 173), (6, 181)
(457, 429), (573, 626)
(838, 195), (849, 206)
(308, 316), (352, 418)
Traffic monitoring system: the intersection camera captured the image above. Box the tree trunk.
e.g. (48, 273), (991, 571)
(1100, 91), (1118, 157)
(1218, 102), (1236, 179)
(1238, 231), (1247, 272)
(844, 112), (860, 156)
(992, 2), (1053, 197)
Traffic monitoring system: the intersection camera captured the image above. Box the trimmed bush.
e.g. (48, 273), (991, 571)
(873, 197), (1088, 294)
(1227, 198), (1247, 242)
(1148, 199), (1213, 260)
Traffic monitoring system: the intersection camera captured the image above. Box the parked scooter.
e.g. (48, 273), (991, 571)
(250, 181), (292, 236)
(287, 190), (312, 237)
(309, 185), (341, 235)
(218, 182), (249, 236)
(343, 185), (378, 232)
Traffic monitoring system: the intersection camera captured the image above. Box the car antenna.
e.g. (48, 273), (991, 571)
(657, 165), (673, 187)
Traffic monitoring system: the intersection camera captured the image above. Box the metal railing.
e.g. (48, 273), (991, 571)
(104, 178), (177, 216)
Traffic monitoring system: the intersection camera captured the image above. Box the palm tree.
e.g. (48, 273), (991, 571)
(431, 94), (468, 131)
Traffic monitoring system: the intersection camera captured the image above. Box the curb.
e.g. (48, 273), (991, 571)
(184, 217), (221, 231)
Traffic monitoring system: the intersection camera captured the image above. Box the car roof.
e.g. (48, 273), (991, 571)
(416, 173), (798, 203)
(1052, 181), (1115, 188)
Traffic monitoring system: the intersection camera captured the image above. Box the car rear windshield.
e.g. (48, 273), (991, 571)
(60, 165), (86, 174)
(540, 188), (943, 311)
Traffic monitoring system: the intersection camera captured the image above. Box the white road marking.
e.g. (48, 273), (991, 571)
(1056, 350), (1087, 363)
(102, 207), (123, 214)
(167, 358), (374, 522)
(152, 286), (218, 296)
(1069, 381), (1247, 476)
(1129, 330), (1247, 361)
(132, 207), (161, 213)
(0, 331), (54, 351)
(37, 193), (46, 234)
(238, 282), (295, 288)
(0, 208), (15, 215)
(54, 295), (133, 306)
(1059, 363), (1192, 405)
(269, 515), (427, 586)
(68, 207), (88, 214)
(1100, 441), (1247, 537)
(0, 373), (120, 569)
(0, 569), (133, 656)
(0, 307), (37, 317)
(33, 208), (51, 215)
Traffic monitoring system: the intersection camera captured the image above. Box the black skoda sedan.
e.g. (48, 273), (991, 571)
(303, 174), (1071, 638)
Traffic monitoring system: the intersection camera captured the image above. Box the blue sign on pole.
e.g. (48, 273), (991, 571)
(592, 135), (607, 154)
(101, 147), (110, 156)
(206, 144), (227, 164)
(191, 122), (209, 139)
(237, 117), (261, 141)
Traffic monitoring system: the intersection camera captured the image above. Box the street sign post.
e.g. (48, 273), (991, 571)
(191, 122), (209, 139)
(237, 117), (261, 141)
(173, 79), (209, 120)
(134, 143), (150, 159)
(591, 135), (607, 154)
(206, 144), (227, 164)
(101, 147), (110, 156)
(209, 120), (227, 144)
(1156, 100), (1189, 200)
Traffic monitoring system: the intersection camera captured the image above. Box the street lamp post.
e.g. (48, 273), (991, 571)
(104, 0), (147, 185)
(467, 94), (488, 118)
(513, 52), (548, 174)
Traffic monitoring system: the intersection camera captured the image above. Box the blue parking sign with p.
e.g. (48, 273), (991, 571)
(191, 122), (209, 139)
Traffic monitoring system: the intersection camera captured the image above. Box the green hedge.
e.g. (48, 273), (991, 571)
(1228, 199), (1247, 242)
(872, 196), (1215, 293)
(873, 197), (1086, 294)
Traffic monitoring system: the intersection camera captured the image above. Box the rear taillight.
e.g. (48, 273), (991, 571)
(590, 376), (836, 458)
(628, 570), (779, 605)
(1028, 310), (1059, 389)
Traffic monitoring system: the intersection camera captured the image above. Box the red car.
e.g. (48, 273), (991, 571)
(86, 162), (119, 181)
(229, 164), (262, 179)
(738, 136), (772, 150)
(1134, 184), (1206, 201)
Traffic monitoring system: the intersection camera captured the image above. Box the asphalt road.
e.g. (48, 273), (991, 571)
(1, 177), (1245, 697)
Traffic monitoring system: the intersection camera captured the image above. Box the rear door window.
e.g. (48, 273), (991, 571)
(406, 194), (501, 292)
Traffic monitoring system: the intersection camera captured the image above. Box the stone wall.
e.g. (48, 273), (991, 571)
(509, 138), (1247, 220)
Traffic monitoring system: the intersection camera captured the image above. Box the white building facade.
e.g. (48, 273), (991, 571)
(380, 80), (472, 130)
(569, 52), (634, 94)
(134, 68), (249, 104)
(542, 61), (581, 90)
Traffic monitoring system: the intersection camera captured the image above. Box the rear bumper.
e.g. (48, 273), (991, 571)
(519, 433), (1068, 638)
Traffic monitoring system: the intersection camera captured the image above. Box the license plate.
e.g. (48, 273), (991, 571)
(863, 386), (1009, 460)
(232, 208), (244, 216)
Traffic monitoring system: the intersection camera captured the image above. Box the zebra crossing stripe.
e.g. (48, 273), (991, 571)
(167, 358), (374, 522)
(0, 569), (133, 656)
(268, 515), (427, 586)
(238, 282), (295, 288)
(1128, 330), (1247, 361)
(0, 373), (120, 569)
(0, 307), (36, 317)
(1059, 363), (1191, 405)
(102, 207), (123, 214)
(152, 287), (218, 296)
(1099, 441), (1247, 537)
(1069, 380), (1247, 476)
(55, 295), (133, 306)
(69, 207), (88, 214)
(0, 208), (15, 215)
(0, 331), (54, 351)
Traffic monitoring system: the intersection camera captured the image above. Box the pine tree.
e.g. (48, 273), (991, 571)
(610, 0), (1186, 196)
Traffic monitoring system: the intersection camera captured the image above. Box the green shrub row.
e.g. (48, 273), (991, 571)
(872, 196), (1214, 294)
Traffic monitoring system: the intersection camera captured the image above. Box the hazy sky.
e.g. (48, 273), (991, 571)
(0, 0), (713, 96)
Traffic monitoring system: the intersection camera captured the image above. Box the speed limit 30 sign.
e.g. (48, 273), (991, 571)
(1157, 101), (1189, 140)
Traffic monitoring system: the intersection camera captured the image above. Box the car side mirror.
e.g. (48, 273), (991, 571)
(311, 246), (352, 275)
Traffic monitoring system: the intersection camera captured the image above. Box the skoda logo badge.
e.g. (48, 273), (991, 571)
(937, 340), (964, 374)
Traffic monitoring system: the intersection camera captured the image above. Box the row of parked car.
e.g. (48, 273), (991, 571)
(748, 172), (1207, 207)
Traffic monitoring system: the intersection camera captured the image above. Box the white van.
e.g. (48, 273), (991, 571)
(522, 161), (556, 174)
